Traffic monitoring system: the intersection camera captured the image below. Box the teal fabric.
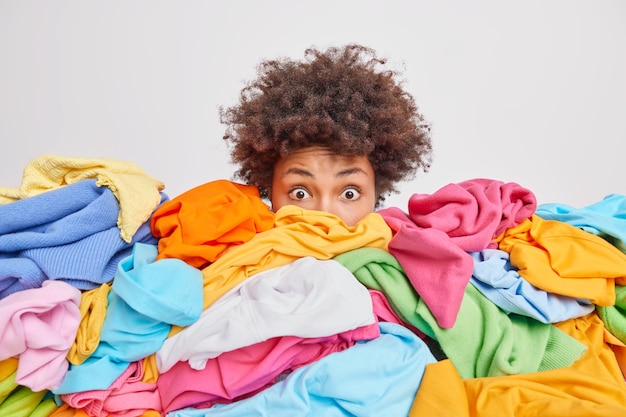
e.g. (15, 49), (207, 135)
(53, 243), (203, 394)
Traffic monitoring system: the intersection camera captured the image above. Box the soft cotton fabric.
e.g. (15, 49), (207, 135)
(536, 193), (626, 253)
(150, 180), (274, 268)
(0, 280), (81, 391)
(157, 257), (376, 372)
(54, 243), (203, 394)
(158, 323), (380, 414)
(377, 206), (473, 329)
(410, 312), (626, 417)
(598, 284), (626, 344)
(334, 247), (587, 378)
(0, 154), (166, 243)
(187, 205), (390, 334)
(61, 360), (161, 417)
(496, 214), (626, 305)
(0, 179), (161, 298)
(166, 322), (436, 417)
(376, 178), (536, 329)
(405, 178), (537, 247)
(470, 249), (594, 323)
(67, 283), (111, 365)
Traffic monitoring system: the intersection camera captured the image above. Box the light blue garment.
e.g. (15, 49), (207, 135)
(470, 249), (594, 323)
(53, 243), (203, 394)
(0, 180), (163, 298)
(536, 193), (626, 253)
(167, 322), (436, 417)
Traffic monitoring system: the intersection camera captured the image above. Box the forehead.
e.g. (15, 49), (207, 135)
(276, 146), (372, 172)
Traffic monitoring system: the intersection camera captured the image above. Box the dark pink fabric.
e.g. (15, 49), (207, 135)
(378, 178), (536, 329)
(378, 207), (473, 329)
(407, 178), (536, 249)
(157, 322), (380, 413)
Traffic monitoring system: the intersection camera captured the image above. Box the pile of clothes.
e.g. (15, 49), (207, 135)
(1, 155), (625, 417)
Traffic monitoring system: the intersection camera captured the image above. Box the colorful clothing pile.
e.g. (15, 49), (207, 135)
(1, 155), (625, 417)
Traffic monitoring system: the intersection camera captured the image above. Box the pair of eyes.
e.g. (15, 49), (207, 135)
(288, 186), (362, 201)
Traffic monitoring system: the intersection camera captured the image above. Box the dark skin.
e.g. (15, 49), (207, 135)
(270, 146), (376, 225)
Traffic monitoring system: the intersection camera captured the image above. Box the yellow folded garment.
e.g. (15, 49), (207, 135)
(198, 205), (391, 312)
(410, 312), (626, 417)
(67, 283), (111, 365)
(0, 154), (165, 243)
(141, 355), (160, 384)
(496, 214), (626, 305)
(0, 358), (18, 382)
(48, 403), (90, 417)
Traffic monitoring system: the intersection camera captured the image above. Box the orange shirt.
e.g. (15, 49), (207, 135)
(151, 180), (275, 268)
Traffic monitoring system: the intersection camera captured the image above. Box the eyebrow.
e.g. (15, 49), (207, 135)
(280, 167), (369, 178)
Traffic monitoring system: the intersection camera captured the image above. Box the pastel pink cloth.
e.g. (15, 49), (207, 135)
(61, 359), (161, 417)
(157, 322), (381, 413)
(0, 280), (81, 391)
(378, 178), (536, 329)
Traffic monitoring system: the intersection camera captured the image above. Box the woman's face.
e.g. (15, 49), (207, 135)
(270, 146), (377, 226)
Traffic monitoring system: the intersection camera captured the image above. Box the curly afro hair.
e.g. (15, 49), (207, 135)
(220, 44), (432, 206)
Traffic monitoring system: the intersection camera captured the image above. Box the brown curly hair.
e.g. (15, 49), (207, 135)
(220, 44), (432, 206)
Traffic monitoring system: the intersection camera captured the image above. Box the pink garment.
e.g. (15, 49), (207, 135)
(407, 178), (536, 249)
(378, 207), (473, 329)
(61, 360), (161, 417)
(378, 178), (536, 329)
(369, 289), (425, 338)
(157, 322), (380, 413)
(0, 280), (81, 391)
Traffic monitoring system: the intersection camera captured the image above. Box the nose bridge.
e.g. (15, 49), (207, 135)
(315, 193), (336, 215)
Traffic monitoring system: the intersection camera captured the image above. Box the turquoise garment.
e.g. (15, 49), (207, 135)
(53, 243), (203, 394)
(536, 193), (626, 253)
(167, 322), (436, 417)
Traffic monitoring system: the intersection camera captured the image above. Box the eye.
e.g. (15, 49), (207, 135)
(340, 187), (361, 201)
(288, 187), (311, 201)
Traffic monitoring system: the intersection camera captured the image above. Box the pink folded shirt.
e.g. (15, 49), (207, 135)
(61, 359), (161, 417)
(0, 280), (81, 391)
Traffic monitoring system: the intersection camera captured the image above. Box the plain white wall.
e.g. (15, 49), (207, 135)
(1, 0), (624, 210)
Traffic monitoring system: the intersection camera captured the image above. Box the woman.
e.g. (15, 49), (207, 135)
(220, 44), (433, 225)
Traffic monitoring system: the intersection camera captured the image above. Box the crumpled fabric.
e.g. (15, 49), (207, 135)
(0, 280), (81, 391)
(150, 180), (274, 268)
(0, 154), (166, 243)
(378, 178), (536, 328)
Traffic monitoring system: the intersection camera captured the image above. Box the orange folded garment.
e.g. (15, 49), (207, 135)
(150, 180), (275, 268)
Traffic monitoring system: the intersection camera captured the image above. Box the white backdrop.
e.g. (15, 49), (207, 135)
(1, 0), (624, 209)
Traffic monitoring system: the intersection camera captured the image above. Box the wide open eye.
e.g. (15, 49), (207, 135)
(288, 187), (312, 201)
(340, 187), (361, 201)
